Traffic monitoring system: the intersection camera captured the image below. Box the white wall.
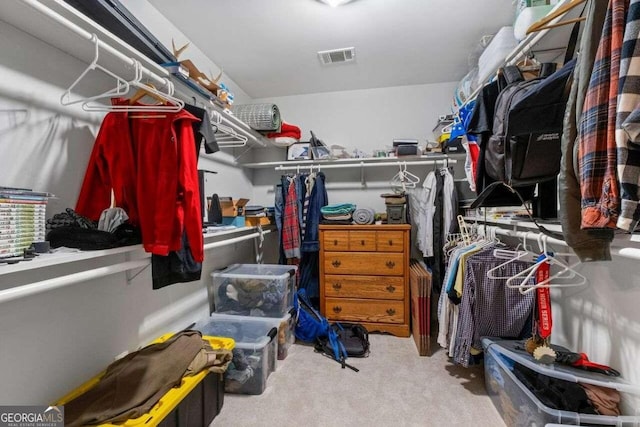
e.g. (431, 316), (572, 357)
(518, 240), (640, 413)
(248, 82), (460, 210)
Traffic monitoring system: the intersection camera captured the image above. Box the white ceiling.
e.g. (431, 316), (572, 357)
(148, 0), (516, 99)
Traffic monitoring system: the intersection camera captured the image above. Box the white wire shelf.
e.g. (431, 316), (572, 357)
(1, 0), (269, 148)
(0, 226), (271, 278)
(242, 155), (456, 169)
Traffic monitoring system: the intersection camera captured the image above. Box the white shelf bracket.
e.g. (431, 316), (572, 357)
(126, 262), (150, 283)
(360, 161), (366, 187)
(124, 252), (150, 283)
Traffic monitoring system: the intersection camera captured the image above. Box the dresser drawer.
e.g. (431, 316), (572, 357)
(376, 231), (404, 252)
(349, 231), (376, 251)
(324, 252), (404, 276)
(324, 275), (404, 300)
(323, 231), (349, 251)
(325, 298), (404, 324)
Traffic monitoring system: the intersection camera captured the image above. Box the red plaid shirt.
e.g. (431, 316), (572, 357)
(577, 0), (628, 229)
(282, 179), (301, 259)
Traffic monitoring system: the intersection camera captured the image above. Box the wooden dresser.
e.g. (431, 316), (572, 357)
(319, 224), (411, 337)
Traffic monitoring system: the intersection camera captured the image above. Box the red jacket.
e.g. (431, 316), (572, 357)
(75, 109), (203, 261)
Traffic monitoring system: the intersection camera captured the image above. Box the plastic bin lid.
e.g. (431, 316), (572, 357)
(482, 338), (640, 395)
(211, 263), (297, 279)
(194, 313), (278, 351)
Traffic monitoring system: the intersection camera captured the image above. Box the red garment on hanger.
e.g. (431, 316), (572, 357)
(75, 107), (203, 261)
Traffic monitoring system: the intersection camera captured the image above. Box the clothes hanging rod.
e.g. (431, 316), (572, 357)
(203, 229), (271, 251)
(16, 0), (169, 90)
(274, 159), (457, 171)
(0, 259), (149, 305)
(483, 225), (640, 261)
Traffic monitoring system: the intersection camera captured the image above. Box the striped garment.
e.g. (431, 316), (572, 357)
(617, 0), (640, 231)
(578, 0), (629, 229)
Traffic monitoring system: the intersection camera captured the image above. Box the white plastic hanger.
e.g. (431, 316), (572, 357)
(505, 235), (587, 294)
(60, 34), (130, 107)
(81, 60), (185, 112)
(487, 231), (537, 279)
(209, 110), (248, 147)
(391, 162), (420, 192)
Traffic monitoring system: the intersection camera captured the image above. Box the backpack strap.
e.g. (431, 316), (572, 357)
(502, 65), (524, 85)
(538, 62), (558, 78)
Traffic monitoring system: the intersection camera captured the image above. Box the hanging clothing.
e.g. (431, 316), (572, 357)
(75, 108), (203, 262)
(183, 104), (219, 155)
(299, 172), (327, 300)
(425, 171), (445, 292)
(577, 0), (628, 229)
(616, 0), (640, 231)
(559, 0), (613, 261)
(408, 171), (437, 258)
(282, 179), (301, 260)
(151, 232), (202, 289)
(452, 247), (535, 368)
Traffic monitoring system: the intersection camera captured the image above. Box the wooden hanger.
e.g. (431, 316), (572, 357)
(129, 83), (168, 106)
(526, 0), (586, 35)
(128, 83), (170, 118)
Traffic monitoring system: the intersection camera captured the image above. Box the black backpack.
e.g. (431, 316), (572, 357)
(483, 59), (576, 188)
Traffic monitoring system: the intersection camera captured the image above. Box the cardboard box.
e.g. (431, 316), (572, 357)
(246, 216), (271, 227)
(219, 198), (250, 217)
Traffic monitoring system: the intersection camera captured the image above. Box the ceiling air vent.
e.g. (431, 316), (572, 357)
(318, 47), (356, 65)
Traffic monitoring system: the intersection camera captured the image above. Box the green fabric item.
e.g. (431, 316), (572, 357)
(320, 203), (356, 215)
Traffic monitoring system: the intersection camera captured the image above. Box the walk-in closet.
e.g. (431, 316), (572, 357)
(0, 0), (639, 426)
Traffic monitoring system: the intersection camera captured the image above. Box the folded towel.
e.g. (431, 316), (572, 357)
(322, 213), (352, 221)
(353, 208), (375, 225)
(320, 203), (356, 215)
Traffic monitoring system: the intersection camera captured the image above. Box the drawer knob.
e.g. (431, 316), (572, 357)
(334, 239), (338, 246)
(385, 261), (395, 269)
(388, 239), (393, 246)
(332, 260), (341, 268)
(333, 306), (342, 313)
(386, 308), (396, 316)
(386, 284), (396, 293)
(361, 240), (365, 245)
(332, 282), (342, 290)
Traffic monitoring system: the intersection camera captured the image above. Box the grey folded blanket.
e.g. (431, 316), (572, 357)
(353, 208), (375, 225)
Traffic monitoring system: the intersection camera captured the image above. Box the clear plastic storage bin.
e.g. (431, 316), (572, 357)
(482, 338), (640, 427)
(195, 313), (279, 395)
(271, 309), (296, 361)
(210, 264), (297, 318)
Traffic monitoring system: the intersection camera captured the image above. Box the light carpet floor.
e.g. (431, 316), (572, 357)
(211, 334), (506, 427)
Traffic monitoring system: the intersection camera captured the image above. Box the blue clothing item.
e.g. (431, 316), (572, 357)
(295, 174), (306, 228)
(444, 244), (477, 294)
(275, 183), (284, 234)
(449, 100), (476, 141)
(302, 172), (327, 252)
(299, 172), (328, 300)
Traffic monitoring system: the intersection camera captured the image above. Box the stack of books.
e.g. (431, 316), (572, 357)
(0, 187), (51, 258)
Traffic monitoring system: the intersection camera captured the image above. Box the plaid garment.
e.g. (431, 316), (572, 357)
(617, 0), (640, 231)
(453, 247), (534, 368)
(282, 179), (301, 259)
(578, 0), (629, 229)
